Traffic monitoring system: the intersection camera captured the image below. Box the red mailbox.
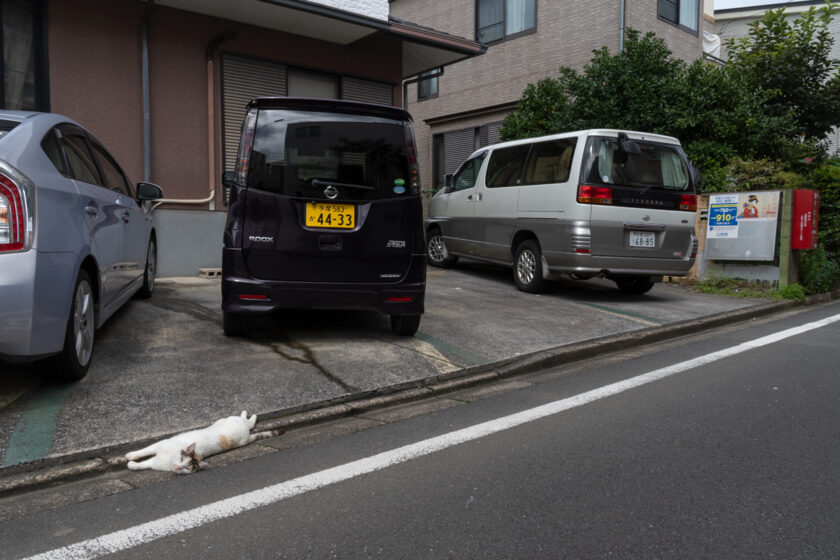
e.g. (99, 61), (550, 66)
(792, 189), (820, 249)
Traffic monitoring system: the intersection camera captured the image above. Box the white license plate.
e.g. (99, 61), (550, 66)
(629, 231), (656, 248)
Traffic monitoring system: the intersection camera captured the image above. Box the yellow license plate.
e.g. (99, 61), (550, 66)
(305, 202), (355, 229)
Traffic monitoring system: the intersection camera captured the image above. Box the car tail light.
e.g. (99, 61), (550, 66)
(577, 184), (613, 205)
(0, 166), (34, 253)
(679, 194), (697, 212)
(235, 107), (258, 186)
(405, 123), (420, 195)
(386, 297), (412, 303)
(239, 294), (267, 300)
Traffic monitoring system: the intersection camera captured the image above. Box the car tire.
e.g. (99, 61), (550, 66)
(513, 240), (546, 294)
(41, 270), (95, 381)
(614, 277), (655, 295)
(136, 237), (156, 299)
(390, 313), (421, 336)
(223, 311), (248, 337)
(426, 229), (458, 268)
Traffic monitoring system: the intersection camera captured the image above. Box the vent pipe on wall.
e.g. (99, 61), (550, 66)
(619, 0), (626, 52)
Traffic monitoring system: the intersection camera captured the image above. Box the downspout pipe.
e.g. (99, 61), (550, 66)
(142, 0), (153, 182)
(618, 0), (626, 52)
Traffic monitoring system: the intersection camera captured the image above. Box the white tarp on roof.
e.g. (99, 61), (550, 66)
(703, 31), (721, 58)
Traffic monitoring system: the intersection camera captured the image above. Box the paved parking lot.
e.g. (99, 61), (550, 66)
(0, 263), (769, 470)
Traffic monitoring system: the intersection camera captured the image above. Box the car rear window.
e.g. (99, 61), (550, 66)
(247, 109), (411, 202)
(582, 136), (692, 192)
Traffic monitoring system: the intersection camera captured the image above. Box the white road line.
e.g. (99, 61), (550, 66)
(25, 313), (840, 560)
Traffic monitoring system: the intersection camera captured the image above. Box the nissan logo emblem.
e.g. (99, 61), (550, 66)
(324, 185), (339, 200)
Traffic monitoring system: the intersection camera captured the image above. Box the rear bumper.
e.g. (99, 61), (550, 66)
(543, 250), (695, 279)
(221, 248), (425, 316)
(0, 250), (75, 360)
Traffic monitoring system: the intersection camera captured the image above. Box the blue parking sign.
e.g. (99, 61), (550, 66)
(708, 194), (739, 238)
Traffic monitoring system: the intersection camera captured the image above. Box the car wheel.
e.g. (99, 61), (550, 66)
(41, 270), (95, 381)
(223, 311), (248, 337)
(390, 313), (421, 336)
(614, 277), (655, 295)
(137, 237), (156, 299)
(426, 229), (458, 268)
(513, 240), (546, 294)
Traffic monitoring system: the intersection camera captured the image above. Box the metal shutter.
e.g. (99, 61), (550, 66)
(444, 128), (476, 174)
(480, 121), (502, 148)
(341, 77), (393, 106)
(221, 55), (287, 172)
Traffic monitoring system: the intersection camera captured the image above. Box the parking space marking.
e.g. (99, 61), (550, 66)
(579, 302), (665, 326)
(415, 331), (486, 366)
(2, 383), (74, 467)
(25, 313), (840, 560)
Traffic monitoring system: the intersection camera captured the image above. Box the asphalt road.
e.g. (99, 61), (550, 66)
(3, 301), (838, 559)
(1, 263), (768, 470)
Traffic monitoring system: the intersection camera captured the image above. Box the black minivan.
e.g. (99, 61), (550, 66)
(221, 98), (426, 336)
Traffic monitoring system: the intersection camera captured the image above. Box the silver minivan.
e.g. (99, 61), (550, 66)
(425, 129), (698, 294)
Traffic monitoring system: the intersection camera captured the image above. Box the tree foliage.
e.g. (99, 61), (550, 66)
(725, 1), (840, 140)
(498, 29), (794, 174)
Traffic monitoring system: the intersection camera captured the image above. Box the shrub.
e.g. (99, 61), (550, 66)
(727, 158), (806, 192)
(798, 245), (840, 293)
(805, 160), (840, 258)
(777, 283), (806, 300)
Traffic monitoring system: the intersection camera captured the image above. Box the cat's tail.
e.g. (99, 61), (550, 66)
(248, 428), (285, 443)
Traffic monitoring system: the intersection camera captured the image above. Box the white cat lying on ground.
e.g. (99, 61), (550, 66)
(125, 411), (283, 474)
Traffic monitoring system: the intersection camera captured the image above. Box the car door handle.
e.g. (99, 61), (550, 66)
(467, 193), (482, 201)
(84, 205), (98, 217)
(121, 210), (131, 223)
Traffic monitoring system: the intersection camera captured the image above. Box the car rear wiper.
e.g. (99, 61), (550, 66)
(311, 179), (375, 191)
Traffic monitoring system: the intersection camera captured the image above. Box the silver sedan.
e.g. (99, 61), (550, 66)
(0, 111), (163, 380)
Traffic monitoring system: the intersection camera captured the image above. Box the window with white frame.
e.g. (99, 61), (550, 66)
(476, 0), (536, 44)
(658, 0), (698, 33)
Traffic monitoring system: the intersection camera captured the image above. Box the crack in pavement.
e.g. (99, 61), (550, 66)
(267, 339), (358, 393)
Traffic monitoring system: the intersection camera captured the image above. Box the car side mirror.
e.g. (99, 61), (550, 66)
(136, 182), (163, 201)
(222, 171), (235, 188)
(440, 173), (454, 192)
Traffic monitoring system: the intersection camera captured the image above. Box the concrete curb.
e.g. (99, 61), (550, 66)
(1, 291), (837, 497)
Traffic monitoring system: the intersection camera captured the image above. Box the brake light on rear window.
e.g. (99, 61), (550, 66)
(0, 170), (34, 252)
(679, 194), (697, 212)
(577, 184), (613, 205)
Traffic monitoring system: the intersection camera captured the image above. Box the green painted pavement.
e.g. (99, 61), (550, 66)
(2, 383), (73, 467)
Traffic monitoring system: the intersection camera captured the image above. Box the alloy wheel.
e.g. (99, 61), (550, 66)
(73, 278), (94, 367)
(516, 249), (537, 286)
